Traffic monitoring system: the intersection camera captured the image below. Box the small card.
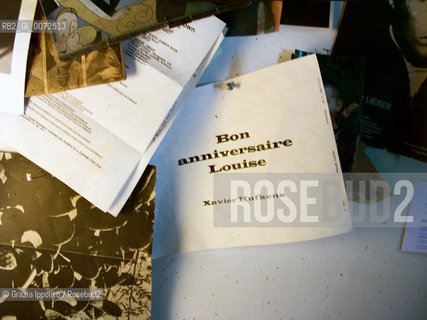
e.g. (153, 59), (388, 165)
(401, 181), (427, 254)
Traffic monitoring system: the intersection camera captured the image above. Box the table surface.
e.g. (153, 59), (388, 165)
(152, 226), (426, 320)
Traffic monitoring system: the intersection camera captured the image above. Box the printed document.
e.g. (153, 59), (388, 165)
(0, 16), (226, 215)
(152, 55), (352, 258)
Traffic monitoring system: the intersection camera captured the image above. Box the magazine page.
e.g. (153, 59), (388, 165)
(0, 0), (37, 114)
(151, 55), (352, 258)
(0, 16), (226, 215)
(333, 0), (427, 163)
(0, 152), (155, 319)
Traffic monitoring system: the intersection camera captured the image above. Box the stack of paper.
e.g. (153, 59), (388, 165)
(0, 17), (226, 215)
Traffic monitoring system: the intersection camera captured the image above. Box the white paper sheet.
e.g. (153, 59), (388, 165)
(0, 142), (15, 152)
(151, 55), (352, 258)
(0, 0), (37, 114)
(109, 29), (226, 215)
(0, 17), (226, 215)
(401, 181), (427, 254)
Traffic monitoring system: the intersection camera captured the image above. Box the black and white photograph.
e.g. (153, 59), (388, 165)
(0, 152), (155, 319)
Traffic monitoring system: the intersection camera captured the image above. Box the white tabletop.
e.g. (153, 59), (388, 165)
(152, 225), (426, 319)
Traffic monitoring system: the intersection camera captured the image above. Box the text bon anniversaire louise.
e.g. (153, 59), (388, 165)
(177, 132), (293, 173)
